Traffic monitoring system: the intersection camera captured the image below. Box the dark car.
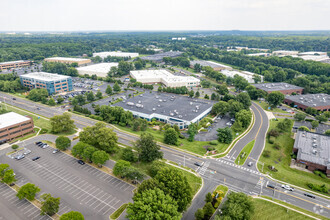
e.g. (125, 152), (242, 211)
(12, 98), (16, 100)
(37, 142), (44, 147)
(32, 156), (40, 161)
(194, 162), (202, 167)
(77, 160), (85, 165)
(304, 193), (315, 199)
(35, 141), (42, 145)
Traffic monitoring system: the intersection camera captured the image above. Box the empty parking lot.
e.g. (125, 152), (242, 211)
(0, 143), (135, 220)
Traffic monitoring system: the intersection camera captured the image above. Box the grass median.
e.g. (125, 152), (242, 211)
(235, 140), (255, 165)
(110, 203), (128, 220)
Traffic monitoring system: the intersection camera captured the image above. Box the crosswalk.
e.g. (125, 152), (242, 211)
(215, 158), (262, 175)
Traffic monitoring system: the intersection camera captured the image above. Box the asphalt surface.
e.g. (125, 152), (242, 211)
(1, 92), (329, 220)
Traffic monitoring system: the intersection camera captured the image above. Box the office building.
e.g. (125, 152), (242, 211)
(0, 112), (34, 143)
(130, 70), (200, 87)
(0, 60), (31, 71)
(93, 51), (139, 59)
(253, 83), (303, 95)
(19, 72), (73, 95)
(284, 94), (330, 111)
(190, 60), (232, 71)
(112, 92), (215, 129)
(76, 63), (119, 77)
(293, 131), (330, 177)
(44, 57), (91, 66)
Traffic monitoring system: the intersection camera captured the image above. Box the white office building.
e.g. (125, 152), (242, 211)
(221, 69), (263, 83)
(130, 70), (200, 87)
(93, 51), (139, 59)
(76, 63), (119, 77)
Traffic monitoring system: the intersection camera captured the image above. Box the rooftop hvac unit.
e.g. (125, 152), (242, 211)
(140, 94), (143, 97)
(136, 104), (143, 108)
(138, 100), (142, 104)
(152, 108), (156, 111)
(312, 144), (317, 148)
(190, 102), (193, 105)
(179, 115), (182, 118)
(159, 99), (162, 102)
(156, 96), (159, 98)
(163, 99), (166, 102)
(157, 105), (160, 107)
(312, 149), (317, 154)
(127, 102), (134, 106)
(170, 113), (174, 116)
(196, 106), (200, 110)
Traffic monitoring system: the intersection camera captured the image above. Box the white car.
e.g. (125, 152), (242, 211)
(226, 122), (232, 126)
(52, 149), (59, 154)
(281, 184), (294, 191)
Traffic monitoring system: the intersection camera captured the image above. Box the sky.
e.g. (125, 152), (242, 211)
(1, 0), (330, 31)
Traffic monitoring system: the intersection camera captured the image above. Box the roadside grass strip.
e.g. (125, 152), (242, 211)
(234, 140), (255, 165)
(110, 203), (128, 220)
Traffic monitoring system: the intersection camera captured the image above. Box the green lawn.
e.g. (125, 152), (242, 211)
(235, 140), (255, 165)
(254, 101), (288, 114)
(252, 198), (316, 220)
(215, 185), (228, 195)
(258, 118), (330, 195)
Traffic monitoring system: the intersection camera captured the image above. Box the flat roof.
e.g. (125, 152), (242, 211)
(0, 112), (31, 129)
(44, 57), (90, 62)
(190, 60), (232, 69)
(93, 51), (139, 58)
(140, 51), (182, 61)
(294, 131), (330, 168)
(285, 93), (330, 108)
(130, 69), (199, 83)
(253, 83), (303, 92)
(0, 60), (29, 65)
(112, 92), (215, 122)
(76, 63), (118, 77)
(20, 72), (71, 82)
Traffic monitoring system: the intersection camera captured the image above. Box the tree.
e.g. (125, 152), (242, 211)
(203, 202), (215, 219)
(211, 101), (229, 116)
(57, 96), (64, 104)
(60, 211), (84, 220)
(253, 74), (262, 83)
(277, 118), (292, 132)
(325, 130), (330, 136)
(195, 208), (204, 220)
(82, 146), (97, 162)
(126, 188), (181, 220)
(122, 148), (138, 162)
(55, 136), (71, 151)
(205, 192), (212, 203)
(194, 63), (202, 72)
(298, 126), (310, 131)
(217, 127), (233, 144)
(40, 193), (60, 216)
(187, 123), (198, 142)
(195, 91), (200, 98)
(105, 85), (113, 95)
(232, 120), (243, 132)
(96, 90), (103, 99)
(0, 164), (9, 178)
(164, 128), (178, 145)
(136, 133), (163, 162)
(91, 150), (109, 167)
(235, 109), (252, 128)
(216, 84), (229, 95)
(72, 142), (89, 158)
(86, 91), (95, 102)
(16, 183), (40, 201)
(95, 127), (118, 153)
(266, 91), (284, 108)
(233, 75), (249, 91)
(228, 100), (244, 117)
(113, 82), (121, 92)
(1, 169), (16, 184)
(48, 98), (56, 106)
(27, 88), (48, 102)
(50, 113), (76, 133)
(113, 160), (131, 177)
(11, 144), (19, 150)
(294, 113), (306, 121)
(188, 90), (194, 98)
(311, 120), (319, 129)
(221, 192), (254, 220)
(154, 167), (193, 212)
(316, 114), (328, 123)
(204, 94), (209, 99)
(236, 92), (251, 109)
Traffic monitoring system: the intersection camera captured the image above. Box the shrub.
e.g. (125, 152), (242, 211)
(207, 146), (215, 151)
(268, 129), (279, 137)
(273, 143), (281, 150)
(11, 144), (19, 150)
(263, 150), (271, 158)
(39, 128), (48, 134)
(314, 170), (327, 179)
(209, 140), (218, 145)
(268, 136), (275, 144)
(307, 183), (328, 193)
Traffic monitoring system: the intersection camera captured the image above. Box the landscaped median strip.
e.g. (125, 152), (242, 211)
(109, 203), (128, 220)
(234, 140), (255, 165)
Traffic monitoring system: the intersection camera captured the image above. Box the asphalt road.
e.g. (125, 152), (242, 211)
(1, 92), (329, 220)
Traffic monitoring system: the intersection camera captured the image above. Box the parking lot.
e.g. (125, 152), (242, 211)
(293, 121), (330, 134)
(194, 115), (232, 141)
(0, 142), (135, 219)
(0, 182), (51, 220)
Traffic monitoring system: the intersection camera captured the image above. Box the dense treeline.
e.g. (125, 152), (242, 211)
(42, 62), (78, 76)
(0, 73), (23, 93)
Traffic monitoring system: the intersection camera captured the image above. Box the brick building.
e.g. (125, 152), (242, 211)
(284, 94), (330, 111)
(253, 83), (304, 95)
(0, 112), (34, 143)
(0, 60), (31, 71)
(293, 131), (330, 177)
(19, 72), (73, 95)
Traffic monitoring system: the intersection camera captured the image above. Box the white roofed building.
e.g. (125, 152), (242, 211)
(76, 63), (119, 77)
(93, 51), (139, 59)
(221, 69), (263, 83)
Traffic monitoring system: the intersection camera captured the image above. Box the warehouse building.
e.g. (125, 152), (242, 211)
(130, 70), (200, 87)
(76, 63), (118, 77)
(221, 69), (262, 83)
(140, 51), (183, 62)
(20, 72), (73, 95)
(0, 112), (34, 143)
(284, 93), (330, 111)
(44, 57), (91, 66)
(272, 50), (299, 57)
(112, 92), (215, 129)
(0, 60), (31, 71)
(93, 51), (139, 59)
(190, 60), (232, 71)
(293, 131), (330, 177)
(253, 83), (303, 95)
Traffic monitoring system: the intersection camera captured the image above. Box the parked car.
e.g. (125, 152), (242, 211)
(35, 141), (42, 145)
(16, 154), (25, 160)
(52, 149), (59, 154)
(226, 122), (232, 126)
(77, 160), (85, 165)
(32, 156), (40, 161)
(23, 150), (31, 155)
(41, 144), (49, 149)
